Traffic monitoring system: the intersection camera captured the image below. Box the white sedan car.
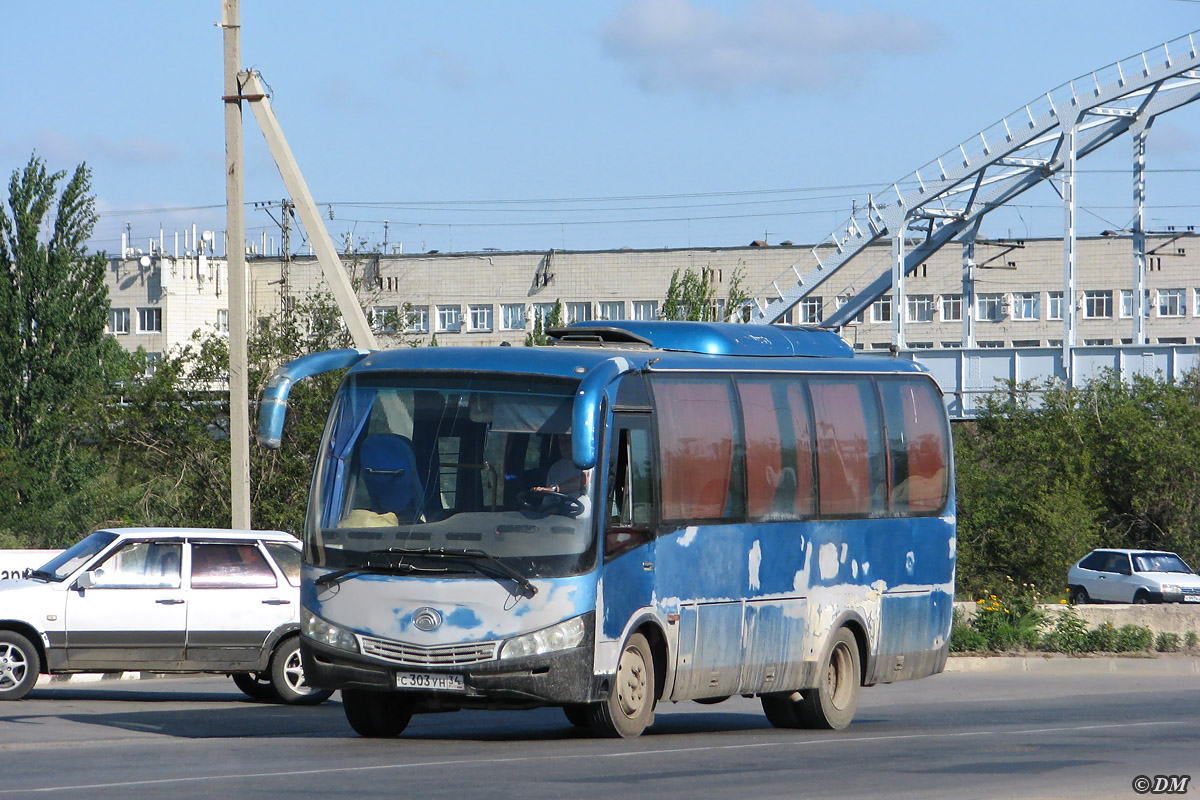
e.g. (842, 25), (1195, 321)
(0, 527), (332, 703)
(1067, 548), (1200, 605)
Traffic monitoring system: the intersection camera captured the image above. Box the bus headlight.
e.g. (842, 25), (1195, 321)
(302, 607), (360, 653)
(500, 616), (586, 660)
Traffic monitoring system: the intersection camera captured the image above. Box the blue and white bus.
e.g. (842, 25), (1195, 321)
(257, 321), (955, 738)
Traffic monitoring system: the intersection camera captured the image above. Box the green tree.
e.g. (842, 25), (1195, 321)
(661, 265), (747, 322)
(0, 155), (111, 455)
(525, 299), (563, 346)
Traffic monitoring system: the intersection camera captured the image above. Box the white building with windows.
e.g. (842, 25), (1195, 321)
(105, 232), (1200, 358)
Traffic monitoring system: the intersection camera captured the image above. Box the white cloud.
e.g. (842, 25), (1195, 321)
(601, 0), (937, 95)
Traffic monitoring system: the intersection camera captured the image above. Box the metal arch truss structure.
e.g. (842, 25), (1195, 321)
(747, 30), (1200, 360)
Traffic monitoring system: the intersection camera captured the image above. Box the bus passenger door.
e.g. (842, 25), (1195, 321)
(599, 417), (657, 644)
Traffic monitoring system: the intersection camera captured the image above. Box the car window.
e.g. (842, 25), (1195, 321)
(1133, 553), (1192, 573)
(1103, 553), (1131, 575)
(91, 541), (182, 589)
(1079, 552), (1108, 571)
(264, 543), (301, 587)
(191, 543), (277, 589)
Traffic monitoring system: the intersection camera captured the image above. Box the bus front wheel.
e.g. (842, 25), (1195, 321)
(761, 627), (861, 730)
(342, 689), (414, 737)
(590, 632), (655, 738)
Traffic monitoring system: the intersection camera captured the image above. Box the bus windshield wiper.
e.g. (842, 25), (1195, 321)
(385, 547), (538, 598)
(315, 557), (451, 588)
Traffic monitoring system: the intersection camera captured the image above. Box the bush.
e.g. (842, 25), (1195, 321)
(1041, 606), (1090, 653)
(1113, 624), (1154, 653)
(1186, 631), (1199, 651)
(1085, 622), (1116, 652)
(1154, 632), (1180, 652)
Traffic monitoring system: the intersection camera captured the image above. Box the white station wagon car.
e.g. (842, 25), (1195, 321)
(0, 527), (333, 703)
(1066, 548), (1200, 605)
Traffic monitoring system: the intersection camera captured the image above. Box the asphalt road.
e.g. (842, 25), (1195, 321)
(1, 666), (1196, 799)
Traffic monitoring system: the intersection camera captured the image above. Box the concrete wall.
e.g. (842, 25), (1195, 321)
(955, 601), (1200, 637)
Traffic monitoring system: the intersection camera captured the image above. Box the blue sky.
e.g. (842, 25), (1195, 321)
(4, 1), (1199, 257)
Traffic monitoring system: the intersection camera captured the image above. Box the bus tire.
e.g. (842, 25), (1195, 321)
(761, 627), (860, 730)
(562, 703), (591, 728)
(342, 689), (414, 737)
(0, 631), (40, 701)
(590, 632), (655, 738)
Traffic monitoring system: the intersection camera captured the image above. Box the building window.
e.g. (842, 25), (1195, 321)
(1012, 339), (1041, 348)
(1047, 291), (1064, 321)
(143, 352), (162, 377)
(941, 341), (962, 348)
(533, 303), (558, 325)
(800, 297), (823, 324)
(906, 295), (933, 323)
(1083, 290), (1112, 319)
(1158, 337), (1186, 344)
(940, 295), (962, 322)
(908, 341), (933, 349)
(598, 301), (625, 321)
(978, 340), (1005, 348)
(501, 304), (526, 330)
(109, 308), (131, 335)
(372, 305), (399, 332)
(406, 306), (429, 333)
(1084, 338), (1113, 346)
(837, 296), (864, 326)
(1121, 289), (1149, 318)
(138, 307), (162, 333)
(1012, 293), (1039, 321)
(566, 302), (592, 324)
(216, 309), (229, 333)
(632, 301), (658, 321)
(468, 304), (493, 332)
(976, 293), (1004, 322)
(870, 295), (892, 323)
(1157, 288), (1185, 317)
(436, 305), (461, 332)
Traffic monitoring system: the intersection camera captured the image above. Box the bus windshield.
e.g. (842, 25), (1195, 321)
(306, 373), (595, 579)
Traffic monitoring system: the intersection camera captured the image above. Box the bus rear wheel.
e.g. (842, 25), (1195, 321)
(342, 689), (414, 737)
(761, 627), (861, 730)
(590, 632), (655, 738)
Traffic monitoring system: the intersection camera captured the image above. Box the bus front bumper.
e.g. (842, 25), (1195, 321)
(300, 617), (602, 707)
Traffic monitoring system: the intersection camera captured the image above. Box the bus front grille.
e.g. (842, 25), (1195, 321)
(359, 636), (500, 666)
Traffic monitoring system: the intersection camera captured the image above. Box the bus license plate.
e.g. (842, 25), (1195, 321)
(394, 671), (465, 692)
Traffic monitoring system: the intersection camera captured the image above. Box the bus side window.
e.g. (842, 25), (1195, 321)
(605, 421), (655, 559)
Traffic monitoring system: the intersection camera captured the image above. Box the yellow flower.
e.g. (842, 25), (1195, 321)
(1060, 599), (1068, 604)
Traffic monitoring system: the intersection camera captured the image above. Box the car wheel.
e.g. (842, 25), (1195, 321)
(268, 637), (333, 705)
(1132, 591), (1149, 605)
(232, 671), (281, 701)
(589, 632), (655, 738)
(342, 689), (414, 737)
(1069, 587), (1090, 605)
(0, 631), (40, 701)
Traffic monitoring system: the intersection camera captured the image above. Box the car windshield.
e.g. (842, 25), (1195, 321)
(1132, 552), (1193, 573)
(305, 373), (596, 580)
(34, 530), (119, 581)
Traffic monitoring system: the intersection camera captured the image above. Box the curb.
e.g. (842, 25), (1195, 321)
(945, 655), (1200, 675)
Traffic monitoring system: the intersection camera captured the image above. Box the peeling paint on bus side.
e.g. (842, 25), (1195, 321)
(594, 513), (957, 700)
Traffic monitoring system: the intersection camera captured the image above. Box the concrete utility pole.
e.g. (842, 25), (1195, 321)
(222, 0), (252, 530)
